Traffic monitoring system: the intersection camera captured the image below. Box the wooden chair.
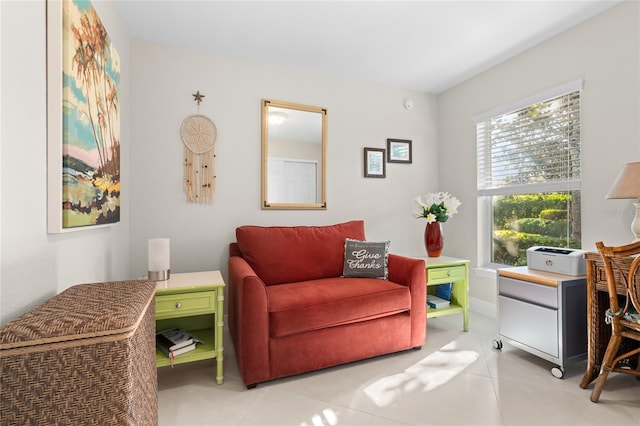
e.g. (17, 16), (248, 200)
(591, 240), (640, 403)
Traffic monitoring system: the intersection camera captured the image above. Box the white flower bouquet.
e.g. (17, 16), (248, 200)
(415, 192), (461, 224)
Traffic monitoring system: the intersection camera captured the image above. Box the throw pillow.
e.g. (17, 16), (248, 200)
(343, 238), (390, 279)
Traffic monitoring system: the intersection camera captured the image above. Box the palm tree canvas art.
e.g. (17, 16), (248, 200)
(61, 0), (120, 228)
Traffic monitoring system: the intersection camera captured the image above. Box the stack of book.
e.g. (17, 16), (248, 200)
(427, 294), (451, 309)
(436, 283), (452, 301)
(156, 328), (201, 366)
(428, 283), (452, 309)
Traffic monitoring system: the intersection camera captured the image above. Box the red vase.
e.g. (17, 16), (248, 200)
(424, 221), (444, 257)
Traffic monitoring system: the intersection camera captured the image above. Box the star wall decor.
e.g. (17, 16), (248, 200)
(192, 91), (205, 105)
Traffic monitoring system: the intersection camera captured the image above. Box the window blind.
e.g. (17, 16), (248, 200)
(477, 89), (581, 196)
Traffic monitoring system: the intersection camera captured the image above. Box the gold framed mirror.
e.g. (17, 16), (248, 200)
(261, 99), (327, 210)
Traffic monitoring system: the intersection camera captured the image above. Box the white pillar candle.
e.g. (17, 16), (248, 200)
(148, 238), (170, 272)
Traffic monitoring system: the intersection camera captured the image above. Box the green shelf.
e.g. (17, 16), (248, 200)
(155, 328), (216, 367)
(423, 256), (470, 331)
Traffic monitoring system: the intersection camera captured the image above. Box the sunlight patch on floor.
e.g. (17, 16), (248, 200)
(301, 408), (338, 426)
(363, 341), (479, 407)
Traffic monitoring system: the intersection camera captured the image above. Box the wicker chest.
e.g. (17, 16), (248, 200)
(0, 280), (157, 425)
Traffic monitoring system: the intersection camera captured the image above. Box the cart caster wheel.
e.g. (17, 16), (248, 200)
(551, 366), (564, 379)
(492, 339), (503, 350)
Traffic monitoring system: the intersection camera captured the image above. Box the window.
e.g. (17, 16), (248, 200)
(475, 81), (582, 267)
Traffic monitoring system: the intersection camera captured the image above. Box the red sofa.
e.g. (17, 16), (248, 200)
(227, 220), (426, 387)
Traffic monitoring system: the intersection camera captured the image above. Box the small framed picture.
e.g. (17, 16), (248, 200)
(364, 148), (386, 178)
(387, 139), (412, 164)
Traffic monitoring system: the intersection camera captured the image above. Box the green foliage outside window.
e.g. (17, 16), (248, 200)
(492, 193), (581, 266)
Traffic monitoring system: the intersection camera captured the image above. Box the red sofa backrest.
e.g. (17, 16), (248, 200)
(234, 221), (366, 285)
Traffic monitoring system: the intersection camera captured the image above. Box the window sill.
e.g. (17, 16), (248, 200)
(473, 266), (498, 279)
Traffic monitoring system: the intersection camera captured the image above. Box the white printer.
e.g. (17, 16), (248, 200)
(526, 246), (586, 276)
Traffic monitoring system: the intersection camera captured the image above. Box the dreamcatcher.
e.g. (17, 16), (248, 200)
(180, 91), (217, 204)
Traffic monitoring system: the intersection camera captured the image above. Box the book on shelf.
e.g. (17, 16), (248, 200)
(156, 328), (202, 366)
(156, 328), (197, 351)
(159, 342), (196, 358)
(427, 295), (450, 309)
(435, 282), (452, 301)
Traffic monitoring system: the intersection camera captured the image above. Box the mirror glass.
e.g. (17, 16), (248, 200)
(262, 99), (327, 209)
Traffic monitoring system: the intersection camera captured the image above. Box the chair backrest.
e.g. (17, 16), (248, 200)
(234, 220), (366, 285)
(596, 240), (640, 327)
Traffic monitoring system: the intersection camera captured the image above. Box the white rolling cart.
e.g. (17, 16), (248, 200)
(493, 266), (587, 378)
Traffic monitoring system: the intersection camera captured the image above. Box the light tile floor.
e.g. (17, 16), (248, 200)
(158, 312), (640, 426)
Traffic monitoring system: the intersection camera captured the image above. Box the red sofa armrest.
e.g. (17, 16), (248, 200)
(227, 254), (271, 386)
(388, 254), (426, 347)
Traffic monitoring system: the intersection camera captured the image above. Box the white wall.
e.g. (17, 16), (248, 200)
(128, 41), (438, 280)
(0, 0), (131, 324)
(437, 0), (640, 316)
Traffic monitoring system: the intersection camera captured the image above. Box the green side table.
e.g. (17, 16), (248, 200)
(154, 271), (225, 384)
(422, 256), (470, 331)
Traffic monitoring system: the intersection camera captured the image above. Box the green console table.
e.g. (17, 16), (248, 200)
(154, 271), (225, 384)
(422, 256), (470, 331)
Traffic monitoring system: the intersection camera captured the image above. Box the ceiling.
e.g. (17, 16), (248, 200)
(113, 0), (622, 94)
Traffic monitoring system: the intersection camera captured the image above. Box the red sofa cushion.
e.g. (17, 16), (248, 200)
(267, 277), (411, 338)
(236, 221), (366, 285)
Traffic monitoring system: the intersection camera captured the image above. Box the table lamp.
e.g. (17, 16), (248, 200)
(606, 162), (640, 240)
(148, 238), (170, 281)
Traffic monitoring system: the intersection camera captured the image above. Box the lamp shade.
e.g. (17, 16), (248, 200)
(148, 238), (170, 281)
(606, 162), (640, 199)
